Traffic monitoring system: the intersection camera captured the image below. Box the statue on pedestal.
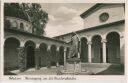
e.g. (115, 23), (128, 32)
(61, 32), (81, 74)
(68, 32), (81, 59)
(59, 32), (93, 75)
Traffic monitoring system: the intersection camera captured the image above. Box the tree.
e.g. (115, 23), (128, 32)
(4, 3), (49, 36)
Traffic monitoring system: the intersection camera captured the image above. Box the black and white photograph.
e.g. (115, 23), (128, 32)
(3, 2), (125, 76)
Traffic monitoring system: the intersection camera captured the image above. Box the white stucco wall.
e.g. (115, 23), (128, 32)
(5, 16), (33, 33)
(83, 4), (124, 28)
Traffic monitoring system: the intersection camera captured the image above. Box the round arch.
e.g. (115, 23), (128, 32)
(105, 30), (122, 39)
(80, 36), (88, 41)
(25, 40), (36, 48)
(4, 37), (20, 46)
(4, 37), (20, 70)
(50, 45), (57, 66)
(80, 37), (88, 62)
(59, 46), (64, 65)
(25, 40), (36, 69)
(91, 34), (103, 41)
(106, 32), (120, 63)
(5, 35), (21, 43)
(39, 43), (48, 67)
(91, 35), (103, 63)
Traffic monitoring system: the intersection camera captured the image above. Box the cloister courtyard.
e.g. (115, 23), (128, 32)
(3, 3), (125, 75)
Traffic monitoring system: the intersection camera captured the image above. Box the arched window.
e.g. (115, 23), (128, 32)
(20, 23), (24, 30)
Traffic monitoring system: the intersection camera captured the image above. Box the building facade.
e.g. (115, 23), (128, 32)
(54, 3), (125, 64)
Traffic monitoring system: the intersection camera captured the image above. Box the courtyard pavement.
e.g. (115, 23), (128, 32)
(8, 63), (124, 75)
(10, 66), (63, 75)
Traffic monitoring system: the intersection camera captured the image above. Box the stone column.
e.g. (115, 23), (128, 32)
(35, 45), (40, 70)
(64, 47), (67, 66)
(17, 46), (26, 72)
(120, 35), (124, 64)
(56, 47), (60, 67)
(101, 39), (107, 63)
(87, 41), (92, 63)
(47, 45), (51, 68)
(78, 40), (81, 59)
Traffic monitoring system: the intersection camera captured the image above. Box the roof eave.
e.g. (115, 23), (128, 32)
(80, 3), (101, 19)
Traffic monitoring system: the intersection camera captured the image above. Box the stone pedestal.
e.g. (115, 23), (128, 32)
(66, 58), (81, 73)
(60, 58), (81, 75)
(35, 48), (40, 70)
(59, 58), (93, 75)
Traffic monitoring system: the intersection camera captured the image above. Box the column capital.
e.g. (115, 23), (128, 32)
(101, 39), (107, 43)
(56, 47), (60, 51)
(120, 35), (124, 38)
(17, 47), (25, 53)
(36, 44), (40, 49)
(20, 42), (25, 47)
(35, 45), (40, 53)
(17, 47), (25, 55)
(87, 41), (92, 45)
(64, 47), (67, 52)
(47, 45), (51, 51)
(17, 46), (24, 49)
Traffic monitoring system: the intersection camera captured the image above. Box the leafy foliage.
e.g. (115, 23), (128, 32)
(4, 3), (49, 36)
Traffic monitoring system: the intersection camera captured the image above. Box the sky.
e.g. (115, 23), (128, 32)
(41, 3), (95, 37)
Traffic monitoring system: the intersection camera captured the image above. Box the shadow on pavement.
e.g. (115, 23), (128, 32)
(96, 64), (124, 75)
